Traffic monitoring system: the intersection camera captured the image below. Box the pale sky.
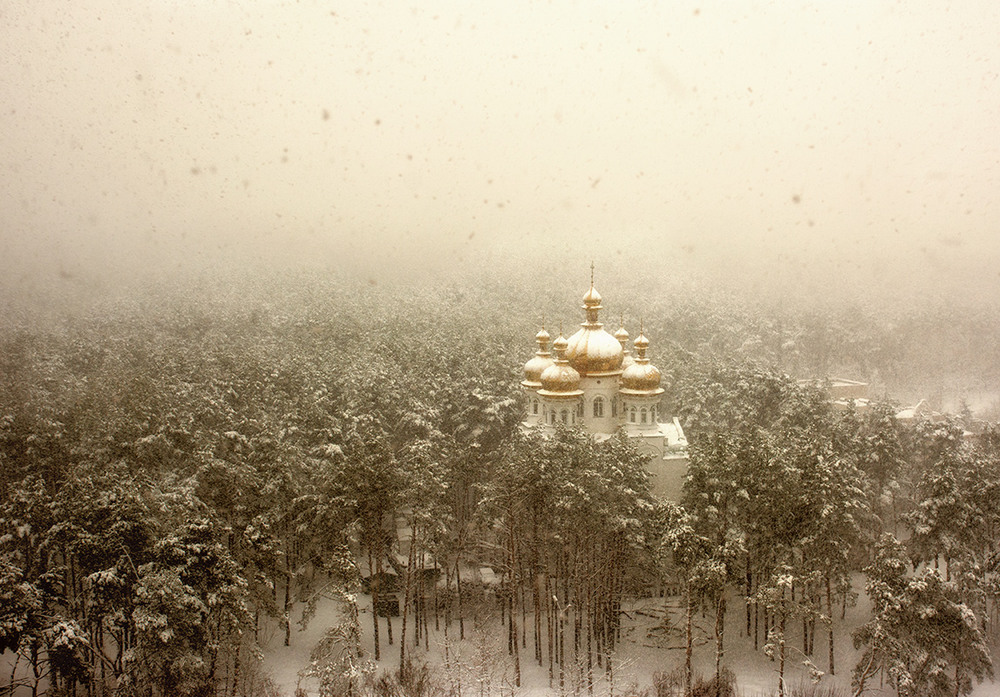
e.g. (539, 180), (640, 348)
(2, 1), (999, 304)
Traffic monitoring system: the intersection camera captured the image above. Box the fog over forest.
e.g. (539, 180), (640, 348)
(5, 5), (1000, 696)
(3, 1), (999, 304)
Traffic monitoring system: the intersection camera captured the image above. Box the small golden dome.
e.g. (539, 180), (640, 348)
(522, 327), (555, 388)
(615, 323), (636, 370)
(583, 284), (602, 308)
(538, 335), (584, 397)
(620, 362), (662, 393)
(619, 331), (664, 395)
(539, 362), (582, 394)
(523, 356), (554, 388)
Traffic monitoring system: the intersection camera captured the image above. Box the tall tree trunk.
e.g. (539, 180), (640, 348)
(399, 526), (417, 674)
(558, 557), (566, 692)
(284, 549), (292, 647)
(826, 576), (835, 675)
(534, 571), (543, 665)
(746, 564), (753, 638)
(715, 591), (726, 697)
(443, 562), (450, 650)
(423, 580), (430, 652)
(433, 561), (440, 633)
(414, 546), (423, 651)
(455, 554), (465, 641)
(510, 585), (521, 687)
(777, 586), (787, 697)
(386, 589), (394, 646)
(509, 526), (521, 687)
(370, 548), (380, 661)
(548, 575), (554, 687)
(521, 578), (527, 650)
(753, 577), (759, 651)
(799, 577), (808, 656)
(587, 583), (594, 696)
(507, 582), (513, 655)
(685, 579), (694, 697)
(231, 645), (241, 697)
(31, 639), (41, 697)
(606, 613), (614, 697)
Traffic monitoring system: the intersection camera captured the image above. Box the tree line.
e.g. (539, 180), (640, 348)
(668, 358), (998, 697)
(1, 273), (998, 696)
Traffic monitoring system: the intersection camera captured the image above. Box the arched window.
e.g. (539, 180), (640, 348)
(612, 399), (617, 417)
(593, 396), (605, 418)
(629, 406), (636, 423)
(641, 408), (648, 424)
(532, 400), (539, 415)
(550, 412), (556, 425)
(576, 401), (584, 417)
(561, 409), (569, 424)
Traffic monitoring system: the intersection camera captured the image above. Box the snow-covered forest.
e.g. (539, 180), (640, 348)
(5, 0), (1000, 693)
(2, 271), (999, 697)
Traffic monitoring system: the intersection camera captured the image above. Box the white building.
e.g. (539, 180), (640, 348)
(520, 280), (688, 499)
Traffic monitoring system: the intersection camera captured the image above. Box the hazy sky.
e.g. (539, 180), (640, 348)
(2, 1), (998, 303)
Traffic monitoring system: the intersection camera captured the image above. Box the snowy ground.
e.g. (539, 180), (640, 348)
(4, 576), (994, 696)
(258, 576), (1000, 697)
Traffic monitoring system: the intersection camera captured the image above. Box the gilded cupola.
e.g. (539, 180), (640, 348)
(522, 327), (555, 389)
(615, 321), (636, 371)
(538, 335), (584, 397)
(564, 278), (624, 377)
(620, 331), (664, 395)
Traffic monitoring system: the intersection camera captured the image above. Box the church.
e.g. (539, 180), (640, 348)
(520, 277), (689, 499)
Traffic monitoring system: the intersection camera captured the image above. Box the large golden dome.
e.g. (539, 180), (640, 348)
(538, 335), (584, 397)
(564, 284), (624, 376)
(521, 328), (555, 388)
(565, 328), (624, 375)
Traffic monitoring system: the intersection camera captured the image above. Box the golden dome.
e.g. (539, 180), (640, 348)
(521, 327), (555, 388)
(538, 335), (584, 397)
(619, 332), (664, 395)
(615, 324), (636, 371)
(566, 327), (624, 375)
(564, 283), (623, 376)
(620, 362), (662, 393)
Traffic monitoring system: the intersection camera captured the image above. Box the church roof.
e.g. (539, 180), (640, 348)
(564, 283), (624, 376)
